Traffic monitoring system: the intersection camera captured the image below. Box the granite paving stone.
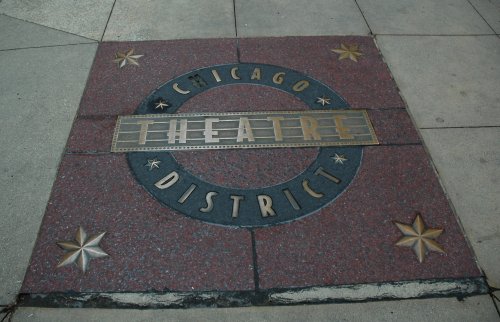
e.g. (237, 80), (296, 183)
(357, 0), (493, 35)
(254, 145), (481, 289)
(78, 39), (238, 117)
(0, 43), (97, 304)
(103, 0), (235, 41)
(0, 14), (95, 51)
(421, 127), (500, 288)
(235, 0), (370, 37)
(238, 36), (405, 109)
(0, 0), (115, 40)
(21, 154), (254, 293)
(20, 36), (484, 304)
(376, 35), (500, 128)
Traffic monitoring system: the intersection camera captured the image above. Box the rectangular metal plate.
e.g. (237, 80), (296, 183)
(111, 110), (379, 152)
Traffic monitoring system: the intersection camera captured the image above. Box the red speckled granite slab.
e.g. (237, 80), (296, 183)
(21, 37), (482, 305)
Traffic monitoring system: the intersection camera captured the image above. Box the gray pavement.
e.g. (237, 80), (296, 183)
(0, 0), (499, 320)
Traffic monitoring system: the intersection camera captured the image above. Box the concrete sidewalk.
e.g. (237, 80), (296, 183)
(0, 0), (499, 320)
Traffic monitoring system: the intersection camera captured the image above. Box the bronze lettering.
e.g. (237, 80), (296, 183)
(211, 69), (222, 82)
(272, 72), (285, 84)
(302, 179), (324, 198)
(178, 184), (197, 203)
(251, 68), (261, 80)
(334, 115), (354, 139)
(292, 80), (309, 92)
(314, 167), (341, 184)
(283, 189), (301, 210)
(137, 120), (154, 145)
(237, 117), (255, 142)
(204, 118), (220, 143)
(168, 119), (188, 144)
(155, 171), (179, 189)
(173, 83), (190, 95)
(258, 195), (277, 218)
(230, 195), (244, 218)
(230, 67), (241, 80)
(300, 116), (321, 141)
(200, 191), (218, 213)
(267, 116), (284, 141)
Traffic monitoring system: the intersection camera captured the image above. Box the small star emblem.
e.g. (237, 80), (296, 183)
(331, 44), (362, 62)
(316, 96), (331, 106)
(394, 213), (445, 263)
(154, 99), (169, 110)
(57, 227), (108, 273)
(145, 158), (161, 170)
(113, 49), (144, 68)
(332, 153), (347, 164)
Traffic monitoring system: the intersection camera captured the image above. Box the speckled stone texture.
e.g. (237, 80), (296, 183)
(22, 36), (481, 296)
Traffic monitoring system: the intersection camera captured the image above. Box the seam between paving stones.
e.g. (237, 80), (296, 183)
(0, 13), (99, 42)
(0, 42), (97, 52)
(65, 143), (425, 155)
(353, 0), (373, 35)
(249, 229), (260, 292)
(466, 0), (499, 35)
(375, 33), (497, 37)
(100, 0), (117, 42)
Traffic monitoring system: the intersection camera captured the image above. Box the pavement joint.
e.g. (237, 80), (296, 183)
(466, 0), (499, 36)
(0, 41), (97, 52)
(100, 0), (117, 42)
(0, 13), (99, 42)
(353, 0), (373, 35)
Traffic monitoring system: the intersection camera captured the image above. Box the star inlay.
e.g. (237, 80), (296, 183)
(394, 213), (445, 263)
(57, 227), (108, 273)
(331, 44), (362, 62)
(113, 49), (144, 68)
(332, 153), (347, 164)
(316, 96), (331, 106)
(154, 99), (169, 110)
(145, 158), (161, 170)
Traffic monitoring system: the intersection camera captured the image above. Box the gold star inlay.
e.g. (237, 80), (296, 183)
(57, 227), (108, 273)
(316, 96), (331, 106)
(145, 158), (161, 170)
(332, 153), (347, 164)
(154, 100), (169, 110)
(113, 49), (144, 68)
(394, 213), (445, 263)
(331, 44), (362, 62)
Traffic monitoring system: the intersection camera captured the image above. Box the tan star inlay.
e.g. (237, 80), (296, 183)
(154, 99), (169, 111)
(145, 158), (161, 170)
(57, 227), (108, 273)
(113, 49), (144, 68)
(331, 44), (362, 62)
(316, 96), (331, 106)
(332, 153), (347, 164)
(394, 213), (445, 263)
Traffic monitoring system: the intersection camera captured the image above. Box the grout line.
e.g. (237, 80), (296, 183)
(232, 0), (241, 62)
(420, 125), (500, 130)
(0, 42), (97, 52)
(232, 0), (238, 38)
(376, 33), (496, 37)
(490, 291), (500, 317)
(353, 0), (373, 35)
(249, 229), (260, 292)
(100, 0), (117, 42)
(466, 0), (498, 35)
(0, 13), (98, 41)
